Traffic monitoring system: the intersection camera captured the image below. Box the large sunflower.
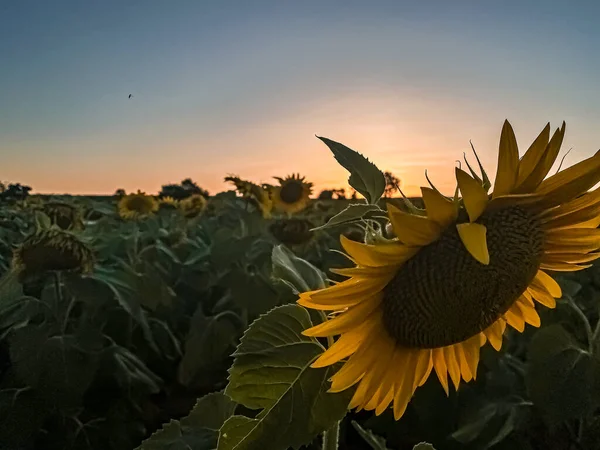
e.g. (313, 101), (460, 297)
(298, 121), (600, 420)
(272, 174), (313, 215)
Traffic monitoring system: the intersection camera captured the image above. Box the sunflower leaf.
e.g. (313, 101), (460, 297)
(135, 392), (236, 450)
(218, 304), (353, 450)
(526, 324), (600, 427)
(311, 204), (383, 231)
(271, 245), (327, 294)
(413, 444), (436, 450)
(351, 421), (389, 449)
(317, 136), (386, 204)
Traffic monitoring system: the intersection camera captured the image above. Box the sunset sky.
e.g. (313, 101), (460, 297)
(2, 0), (600, 197)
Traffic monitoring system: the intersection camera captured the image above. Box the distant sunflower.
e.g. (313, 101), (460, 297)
(118, 191), (159, 220)
(225, 175), (273, 218)
(13, 229), (95, 279)
(269, 218), (314, 246)
(298, 121), (600, 420)
(272, 174), (313, 215)
(158, 196), (180, 210)
(179, 194), (207, 218)
(41, 201), (84, 230)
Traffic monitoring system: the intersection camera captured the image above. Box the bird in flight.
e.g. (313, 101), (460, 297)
(128, 94), (133, 99)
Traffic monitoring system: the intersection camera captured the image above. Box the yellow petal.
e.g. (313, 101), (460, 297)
(534, 270), (562, 297)
(534, 151), (600, 209)
(393, 350), (418, 420)
(516, 122), (566, 193)
(542, 252), (600, 265)
(421, 186), (458, 227)
(545, 228), (600, 249)
(340, 235), (418, 267)
(413, 350), (433, 389)
(455, 168), (489, 222)
(527, 284), (557, 309)
(387, 204), (442, 246)
(504, 307), (525, 332)
(349, 336), (395, 410)
(455, 344), (472, 382)
(542, 203), (600, 230)
(444, 346), (461, 391)
(539, 262), (591, 272)
(540, 187), (600, 220)
(302, 296), (382, 337)
(432, 348), (449, 396)
(329, 265), (400, 279)
(515, 123), (551, 189)
(310, 328), (366, 368)
(329, 331), (382, 392)
(456, 223), (490, 265)
(483, 320), (505, 351)
(462, 336), (481, 380)
(516, 300), (541, 327)
(306, 277), (389, 301)
(492, 120), (520, 198)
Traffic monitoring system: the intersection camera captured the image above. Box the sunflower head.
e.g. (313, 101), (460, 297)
(158, 196), (180, 210)
(225, 175), (273, 218)
(118, 191), (159, 220)
(179, 194), (207, 218)
(269, 218), (314, 246)
(298, 120), (600, 421)
(41, 201), (84, 230)
(13, 229), (95, 279)
(272, 174), (313, 215)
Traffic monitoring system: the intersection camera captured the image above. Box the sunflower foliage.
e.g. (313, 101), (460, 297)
(0, 189), (355, 450)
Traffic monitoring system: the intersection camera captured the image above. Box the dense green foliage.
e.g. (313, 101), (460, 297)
(1, 183), (600, 450)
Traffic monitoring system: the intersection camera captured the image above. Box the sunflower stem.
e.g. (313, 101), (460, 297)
(565, 296), (593, 352)
(322, 421), (340, 450)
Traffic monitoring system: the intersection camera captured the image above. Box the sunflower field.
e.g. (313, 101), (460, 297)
(2, 121), (600, 450)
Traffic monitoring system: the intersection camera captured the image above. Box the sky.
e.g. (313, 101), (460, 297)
(2, 0), (600, 197)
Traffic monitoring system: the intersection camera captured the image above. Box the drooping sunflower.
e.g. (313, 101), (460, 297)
(118, 191), (159, 220)
(179, 193), (207, 218)
(269, 218), (315, 246)
(272, 174), (313, 215)
(225, 175), (273, 218)
(298, 121), (600, 420)
(13, 229), (95, 279)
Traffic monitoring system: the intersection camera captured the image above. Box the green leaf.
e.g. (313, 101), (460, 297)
(526, 324), (600, 426)
(0, 387), (48, 448)
(317, 136), (386, 204)
(413, 444), (436, 450)
(311, 204), (384, 231)
(351, 421), (388, 450)
(9, 325), (101, 407)
(177, 307), (241, 389)
(271, 245), (327, 294)
(218, 304), (352, 450)
(136, 392), (236, 450)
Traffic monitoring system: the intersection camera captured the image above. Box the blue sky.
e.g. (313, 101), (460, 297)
(1, 0), (600, 195)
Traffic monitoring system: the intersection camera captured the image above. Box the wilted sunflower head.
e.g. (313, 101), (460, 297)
(41, 201), (84, 230)
(118, 191), (159, 220)
(13, 229), (95, 279)
(298, 120), (600, 421)
(158, 196), (180, 210)
(224, 175), (273, 218)
(272, 174), (313, 215)
(179, 194), (207, 218)
(269, 218), (314, 246)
